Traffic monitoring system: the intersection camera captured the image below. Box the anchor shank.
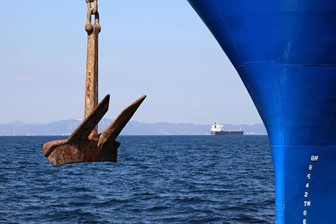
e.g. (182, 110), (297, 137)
(84, 0), (101, 137)
(84, 31), (99, 122)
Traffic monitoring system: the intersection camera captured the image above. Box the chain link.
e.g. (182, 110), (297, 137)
(85, 0), (101, 34)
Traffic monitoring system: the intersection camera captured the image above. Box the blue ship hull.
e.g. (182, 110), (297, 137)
(187, 0), (336, 223)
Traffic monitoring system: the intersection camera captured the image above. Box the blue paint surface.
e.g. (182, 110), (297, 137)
(188, 0), (336, 223)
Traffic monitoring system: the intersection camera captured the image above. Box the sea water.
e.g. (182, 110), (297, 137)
(0, 136), (274, 223)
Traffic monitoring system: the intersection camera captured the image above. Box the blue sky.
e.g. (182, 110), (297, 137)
(0, 0), (261, 125)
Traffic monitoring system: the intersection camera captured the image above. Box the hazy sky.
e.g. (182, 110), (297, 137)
(0, 0), (261, 125)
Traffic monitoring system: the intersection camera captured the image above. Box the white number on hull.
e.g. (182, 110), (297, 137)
(311, 155), (319, 162)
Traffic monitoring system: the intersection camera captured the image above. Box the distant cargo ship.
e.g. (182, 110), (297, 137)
(211, 122), (243, 136)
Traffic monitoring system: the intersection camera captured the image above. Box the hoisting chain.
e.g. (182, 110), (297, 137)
(85, 0), (101, 34)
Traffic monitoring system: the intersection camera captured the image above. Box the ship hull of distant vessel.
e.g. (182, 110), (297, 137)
(211, 131), (243, 136)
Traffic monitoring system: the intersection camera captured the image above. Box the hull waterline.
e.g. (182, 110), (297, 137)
(187, 0), (336, 223)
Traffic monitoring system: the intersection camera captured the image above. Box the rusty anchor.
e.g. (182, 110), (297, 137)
(42, 0), (146, 166)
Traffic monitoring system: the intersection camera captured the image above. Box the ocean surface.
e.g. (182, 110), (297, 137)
(0, 136), (274, 223)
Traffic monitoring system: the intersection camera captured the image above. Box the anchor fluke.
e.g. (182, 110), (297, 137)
(69, 94), (110, 143)
(98, 95), (146, 148)
(41, 94), (110, 159)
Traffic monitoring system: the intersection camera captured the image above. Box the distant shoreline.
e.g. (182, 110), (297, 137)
(0, 120), (267, 136)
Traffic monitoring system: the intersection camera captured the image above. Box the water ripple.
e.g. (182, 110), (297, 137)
(0, 136), (274, 223)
